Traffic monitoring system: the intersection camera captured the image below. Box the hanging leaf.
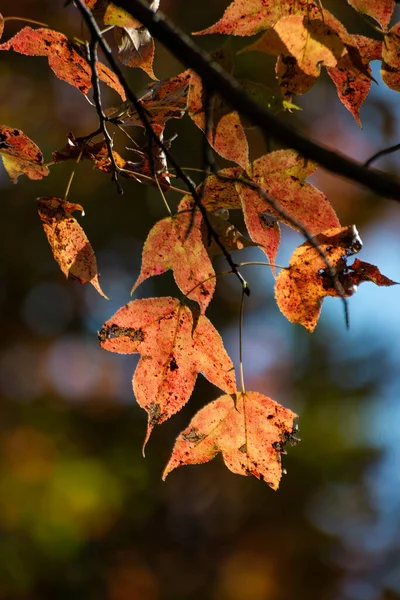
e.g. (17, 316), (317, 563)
(237, 150), (340, 267)
(131, 198), (215, 313)
(381, 23), (400, 92)
(346, 258), (398, 287)
(327, 36), (382, 126)
(202, 214), (258, 256)
(188, 70), (249, 168)
(0, 13), (4, 40)
(99, 297), (236, 447)
(37, 197), (108, 299)
(163, 391), (298, 489)
(0, 27), (125, 99)
(114, 26), (157, 80)
(0, 125), (49, 183)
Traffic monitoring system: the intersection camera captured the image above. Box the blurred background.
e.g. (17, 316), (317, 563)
(1, 1), (400, 599)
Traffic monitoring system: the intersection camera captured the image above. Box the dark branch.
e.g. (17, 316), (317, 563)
(110, 0), (400, 201)
(86, 39), (123, 194)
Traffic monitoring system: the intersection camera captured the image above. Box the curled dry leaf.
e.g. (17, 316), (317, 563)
(131, 197), (215, 314)
(346, 258), (398, 287)
(346, 0), (395, 30)
(0, 27), (125, 99)
(0, 125), (49, 183)
(163, 391), (298, 490)
(115, 26), (157, 80)
(99, 297), (236, 447)
(37, 197), (108, 299)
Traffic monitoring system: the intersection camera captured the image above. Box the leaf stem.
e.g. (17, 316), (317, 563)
(239, 283), (247, 395)
(237, 261), (288, 270)
(3, 16), (48, 27)
(64, 151), (83, 201)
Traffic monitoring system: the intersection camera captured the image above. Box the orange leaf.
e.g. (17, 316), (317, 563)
(346, 0), (394, 30)
(243, 15), (344, 77)
(381, 23), (400, 92)
(163, 391), (298, 489)
(238, 150), (340, 267)
(188, 71), (249, 168)
(275, 225), (364, 331)
(0, 13), (4, 40)
(202, 214), (258, 256)
(199, 168), (243, 211)
(99, 297), (236, 446)
(37, 197), (108, 299)
(347, 259), (398, 287)
(0, 125), (49, 183)
(131, 199), (215, 313)
(0, 27), (125, 99)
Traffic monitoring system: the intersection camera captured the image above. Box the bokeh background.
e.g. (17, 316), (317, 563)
(1, 1), (400, 599)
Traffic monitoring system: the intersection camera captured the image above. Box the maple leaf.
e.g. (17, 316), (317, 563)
(327, 36), (382, 126)
(0, 27), (125, 99)
(99, 297), (236, 446)
(275, 225), (397, 331)
(242, 15), (344, 96)
(131, 198), (215, 313)
(188, 71), (249, 168)
(381, 23), (400, 92)
(163, 391), (298, 489)
(37, 197), (108, 299)
(0, 125), (49, 183)
(346, 0), (395, 30)
(238, 150), (340, 267)
(199, 168), (243, 211)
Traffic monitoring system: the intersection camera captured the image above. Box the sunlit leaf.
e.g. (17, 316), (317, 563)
(346, 0), (395, 30)
(99, 297), (236, 446)
(163, 391), (298, 489)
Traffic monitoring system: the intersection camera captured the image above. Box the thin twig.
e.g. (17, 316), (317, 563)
(365, 143), (400, 167)
(86, 39), (123, 194)
(64, 150), (83, 201)
(109, 0), (400, 201)
(239, 283), (247, 395)
(73, 0), (248, 291)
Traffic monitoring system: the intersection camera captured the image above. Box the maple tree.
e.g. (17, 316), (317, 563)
(0, 0), (399, 491)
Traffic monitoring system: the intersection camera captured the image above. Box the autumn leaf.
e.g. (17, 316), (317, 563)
(114, 26), (157, 80)
(199, 168), (243, 211)
(327, 36), (382, 126)
(131, 198), (215, 313)
(0, 27), (125, 99)
(346, 0), (395, 30)
(52, 133), (108, 164)
(346, 258), (398, 287)
(99, 297), (236, 446)
(0, 125), (49, 183)
(37, 197), (108, 299)
(0, 13), (4, 40)
(238, 150), (340, 267)
(242, 15), (344, 95)
(163, 391), (298, 489)
(188, 70), (249, 168)
(381, 23), (400, 92)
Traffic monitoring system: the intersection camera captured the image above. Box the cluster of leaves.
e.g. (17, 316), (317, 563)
(0, 0), (397, 489)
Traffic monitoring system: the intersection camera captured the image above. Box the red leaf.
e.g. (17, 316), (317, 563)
(131, 199), (215, 313)
(99, 297), (236, 446)
(275, 225), (363, 331)
(238, 150), (340, 267)
(37, 197), (108, 298)
(327, 36), (382, 126)
(0, 27), (125, 99)
(346, 0), (395, 30)
(0, 125), (49, 183)
(163, 391), (298, 489)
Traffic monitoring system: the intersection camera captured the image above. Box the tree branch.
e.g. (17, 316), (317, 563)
(110, 0), (400, 201)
